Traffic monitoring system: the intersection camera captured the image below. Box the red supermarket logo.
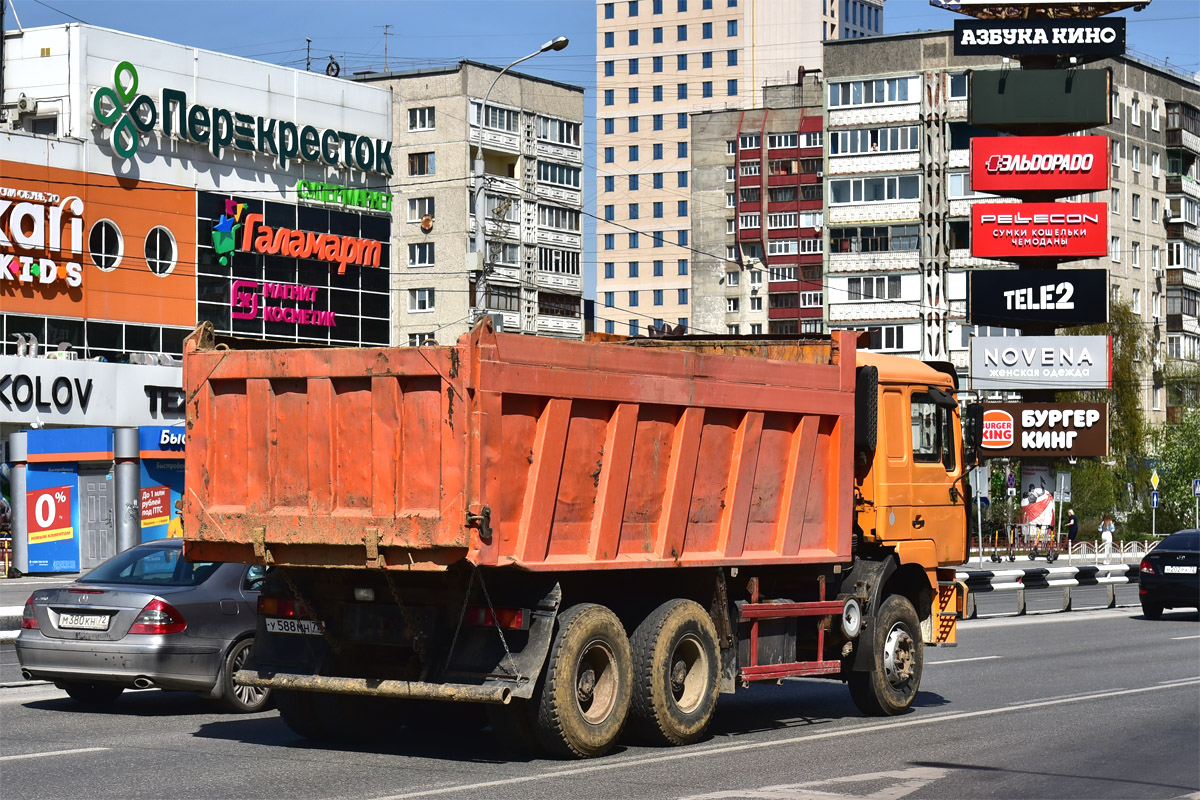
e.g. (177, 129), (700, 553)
(971, 202), (1108, 260)
(971, 136), (1109, 195)
(981, 409), (1014, 449)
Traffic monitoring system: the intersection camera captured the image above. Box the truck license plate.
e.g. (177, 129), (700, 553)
(58, 613), (109, 631)
(265, 618), (322, 636)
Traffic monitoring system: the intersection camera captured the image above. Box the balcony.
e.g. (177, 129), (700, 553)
(828, 151), (920, 176)
(828, 201), (920, 226)
(1165, 173), (1200, 200)
(536, 315), (583, 338)
(828, 103), (920, 130)
(1166, 127), (1200, 155)
(827, 249), (918, 274)
(536, 270), (582, 294)
(471, 124), (520, 155)
(535, 141), (582, 164)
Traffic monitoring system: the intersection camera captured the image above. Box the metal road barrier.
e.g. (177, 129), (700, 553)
(956, 563), (1140, 618)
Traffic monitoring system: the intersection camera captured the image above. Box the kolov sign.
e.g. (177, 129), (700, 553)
(970, 335), (1111, 391)
(0, 356), (183, 427)
(92, 61), (393, 175)
(972, 202), (1108, 260)
(980, 402), (1108, 458)
(953, 17), (1125, 57)
(971, 136), (1110, 196)
(968, 269), (1109, 328)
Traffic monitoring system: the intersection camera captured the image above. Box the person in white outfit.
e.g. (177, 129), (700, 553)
(1098, 512), (1115, 563)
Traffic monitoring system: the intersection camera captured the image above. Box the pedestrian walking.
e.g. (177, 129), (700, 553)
(1066, 508), (1078, 549)
(1098, 512), (1115, 563)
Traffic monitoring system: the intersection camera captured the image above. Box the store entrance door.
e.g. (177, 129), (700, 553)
(78, 468), (116, 570)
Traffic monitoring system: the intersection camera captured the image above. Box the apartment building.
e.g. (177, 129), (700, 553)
(357, 62), (585, 345)
(596, 0), (881, 336)
(689, 77), (826, 335)
(821, 30), (1200, 421)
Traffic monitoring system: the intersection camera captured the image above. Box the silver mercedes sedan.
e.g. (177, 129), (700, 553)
(15, 539), (270, 713)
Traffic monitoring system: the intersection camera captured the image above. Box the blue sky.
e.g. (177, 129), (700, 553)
(6, 0), (1197, 299)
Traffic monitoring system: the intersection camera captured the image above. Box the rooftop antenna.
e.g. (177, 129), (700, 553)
(375, 24), (392, 72)
(306, 37), (312, 72)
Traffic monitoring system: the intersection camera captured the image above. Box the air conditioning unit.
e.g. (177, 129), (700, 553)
(816, 170), (824, 178)
(16, 93), (31, 113)
(1153, 266), (1166, 279)
(44, 350), (78, 361)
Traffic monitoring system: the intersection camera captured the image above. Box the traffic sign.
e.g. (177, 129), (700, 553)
(1151, 469), (1160, 490)
(1007, 472), (1016, 488)
(1193, 478), (1200, 497)
(1151, 491), (1160, 509)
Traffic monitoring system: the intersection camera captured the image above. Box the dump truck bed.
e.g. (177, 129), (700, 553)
(182, 323), (856, 571)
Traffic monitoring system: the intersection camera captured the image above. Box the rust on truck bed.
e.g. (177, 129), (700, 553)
(183, 321), (856, 572)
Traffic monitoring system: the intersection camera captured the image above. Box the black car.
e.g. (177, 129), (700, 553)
(1138, 529), (1200, 619)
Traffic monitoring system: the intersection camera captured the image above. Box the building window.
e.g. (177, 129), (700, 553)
(408, 333), (435, 346)
(604, 32), (614, 48)
(740, 160), (761, 176)
(678, 24), (688, 41)
(629, 290), (640, 307)
(630, 145), (641, 161)
(727, 325), (740, 335)
(604, 176), (615, 192)
(727, 79), (737, 96)
(740, 213), (761, 229)
(1152, 197), (1160, 222)
(539, 205), (581, 231)
(678, 288), (689, 305)
(677, 230), (688, 245)
(653, 85), (664, 102)
(408, 107), (435, 131)
(847, 275), (901, 301)
(1152, 151), (1160, 177)
(538, 161), (582, 188)
(629, 87), (639, 104)
(604, 234), (615, 250)
(653, 259), (664, 276)
(678, 53), (688, 70)
(678, 200), (688, 217)
(1111, 236), (1120, 262)
(604, 205), (615, 221)
(630, 174), (640, 191)
(1132, 240), (1141, 268)
(749, 296), (763, 312)
(629, 58), (640, 76)
(678, 113), (688, 129)
(407, 197), (435, 222)
(726, 166), (735, 181)
(409, 288), (435, 312)
(727, 49), (738, 66)
(829, 76), (916, 107)
(604, 147), (615, 163)
(604, 118), (614, 135)
(604, 262), (615, 279)
(654, 0), (662, 12)
(653, 27), (664, 43)
(1132, 95), (1141, 125)
(653, 289), (664, 306)
(727, 298), (740, 312)
(484, 285), (521, 313)
(1131, 144), (1141, 172)
(1132, 287), (1142, 314)
(408, 152), (435, 175)
(677, 83), (688, 100)
(654, 201), (664, 218)
(702, 81), (713, 98)
(630, 320), (640, 336)
(604, 89), (614, 106)
(1111, 188), (1120, 212)
(1132, 193), (1141, 220)
(702, 21), (713, 38)
(408, 242), (435, 267)
(629, 233), (640, 248)
(145, 227), (176, 276)
(704, 52), (714, 68)
(604, 292), (615, 308)
(830, 125), (919, 155)
(88, 220), (123, 271)
(727, 19), (737, 35)
(949, 73), (968, 99)
(604, 60), (615, 77)
(678, 259), (689, 275)
(678, 142), (688, 158)
(655, 173), (665, 189)
(605, 2), (615, 18)
(629, 29), (639, 45)
(629, 0), (640, 15)
(829, 175), (920, 204)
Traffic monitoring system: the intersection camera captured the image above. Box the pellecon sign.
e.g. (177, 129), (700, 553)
(0, 186), (85, 288)
(92, 61), (393, 175)
(972, 136), (1109, 195)
(972, 202), (1107, 259)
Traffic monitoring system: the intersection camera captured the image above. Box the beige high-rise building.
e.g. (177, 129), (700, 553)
(595, 0), (882, 335)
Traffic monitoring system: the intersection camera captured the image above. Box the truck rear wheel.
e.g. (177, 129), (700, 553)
(629, 599), (719, 746)
(533, 603), (632, 758)
(847, 594), (923, 716)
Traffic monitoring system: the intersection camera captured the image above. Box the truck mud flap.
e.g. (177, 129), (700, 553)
(233, 670), (518, 705)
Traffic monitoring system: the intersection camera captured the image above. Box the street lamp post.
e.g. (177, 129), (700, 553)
(472, 36), (568, 326)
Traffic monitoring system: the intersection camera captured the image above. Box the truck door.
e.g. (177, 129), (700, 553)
(908, 390), (963, 562)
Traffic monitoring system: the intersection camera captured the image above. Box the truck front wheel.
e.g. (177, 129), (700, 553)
(629, 599), (720, 746)
(848, 594), (923, 716)
(533, 603), (633, 758)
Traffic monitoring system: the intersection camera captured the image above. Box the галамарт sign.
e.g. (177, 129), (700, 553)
(969, 269), (1109, 327)
(953, 18), (1125, 56)
(980, 403), (1108, 459)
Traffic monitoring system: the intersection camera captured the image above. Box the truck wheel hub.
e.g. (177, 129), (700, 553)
(882, 625), (915, 686)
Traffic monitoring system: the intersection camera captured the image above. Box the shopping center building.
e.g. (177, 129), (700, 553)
(1, 24), (394, 571)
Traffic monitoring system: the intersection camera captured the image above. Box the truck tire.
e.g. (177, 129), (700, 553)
(629, 599), (719, 746)
(275, 690), (327, 740)
(533, 603), (633, 758)
(847, 594), (923, 716)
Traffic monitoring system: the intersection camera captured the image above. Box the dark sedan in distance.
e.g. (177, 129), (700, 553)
(16, 539), (270, 712)
(1139, 529), (1200, 619)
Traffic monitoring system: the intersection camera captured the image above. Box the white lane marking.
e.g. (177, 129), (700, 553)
(926, 656), (1001, 666)
(681, 766), (952, 800)
(1007, 690), (1124, 706)
(1159, 677), (1200, 686)
(0, 747), (107, 762)
(1170, 635), (1200, 640)
(368, 679), (1200, 800)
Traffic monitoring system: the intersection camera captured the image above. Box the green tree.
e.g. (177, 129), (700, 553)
(1060, 300), (1148, 523)
(1145, 409), (1200, 533)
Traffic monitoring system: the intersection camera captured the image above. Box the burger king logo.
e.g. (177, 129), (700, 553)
(981, 409), (1014, 449)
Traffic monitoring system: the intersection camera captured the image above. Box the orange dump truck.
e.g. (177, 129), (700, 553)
(182, 321), (976, 758)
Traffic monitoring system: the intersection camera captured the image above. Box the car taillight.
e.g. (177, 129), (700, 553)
(21, 594), (38, 630)
(257, 596), (309, 618)
(129, 599), (187, 634)
(1140, 558), (1155, 574)
(467, 605), (530, 630)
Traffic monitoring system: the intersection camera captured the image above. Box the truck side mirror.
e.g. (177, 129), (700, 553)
(854, 365), (878, 456)
(964, 404), (984, 465)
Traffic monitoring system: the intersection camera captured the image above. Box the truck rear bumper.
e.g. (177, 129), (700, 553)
(233, 669), (517, 705)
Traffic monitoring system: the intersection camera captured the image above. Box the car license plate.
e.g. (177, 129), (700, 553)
(58, 613), (110, 631)
(265, 617), (322, 636)
(1163, 565), (1197, 574)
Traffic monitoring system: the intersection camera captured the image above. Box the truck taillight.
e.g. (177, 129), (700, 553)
(1139, 558), (1155, 574)
(129, 599), (187, 635)
(467, 606), (530, 630)
(258, 597), (309, 618)
(21, 594), (38, 629)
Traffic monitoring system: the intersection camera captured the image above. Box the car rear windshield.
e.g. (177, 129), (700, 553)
(1160, 531), (1199, 551)
(83, 546), (221, 586)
